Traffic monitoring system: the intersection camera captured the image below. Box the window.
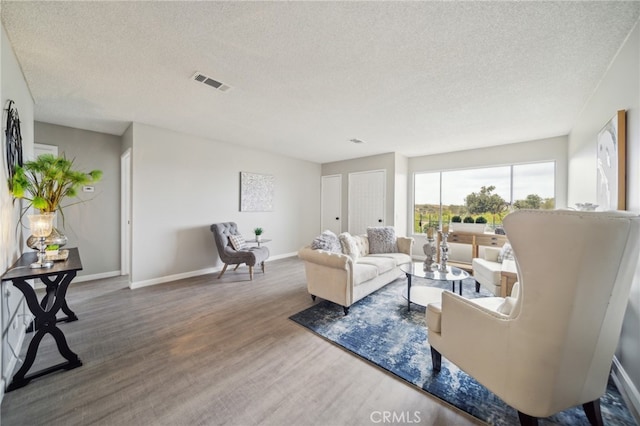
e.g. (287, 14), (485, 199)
(414, 162), (556, 233)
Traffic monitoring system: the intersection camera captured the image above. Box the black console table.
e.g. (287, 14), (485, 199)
(1, 247), (83, 391)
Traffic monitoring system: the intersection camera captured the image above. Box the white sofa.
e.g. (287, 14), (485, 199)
(298, 233), (413, 314)
(472, 245), (517, 296)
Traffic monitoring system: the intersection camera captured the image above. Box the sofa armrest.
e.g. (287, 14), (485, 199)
(298, 246), (351, 270)
(501, 258), (517, 274)
(396, 236), (414, 255)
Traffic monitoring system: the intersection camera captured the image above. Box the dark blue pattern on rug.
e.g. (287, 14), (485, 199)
(289, 277), (637, 426)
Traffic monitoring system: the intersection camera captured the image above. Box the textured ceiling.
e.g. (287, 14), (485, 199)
(2, 1), (639, 163)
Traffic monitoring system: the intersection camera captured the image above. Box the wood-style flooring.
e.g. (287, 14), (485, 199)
(1, 257), (481, 425)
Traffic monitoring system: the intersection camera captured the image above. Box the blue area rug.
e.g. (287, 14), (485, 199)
(289, 277), (637, 426)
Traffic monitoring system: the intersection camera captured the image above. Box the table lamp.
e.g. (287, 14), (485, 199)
(28, 213), (55, 268)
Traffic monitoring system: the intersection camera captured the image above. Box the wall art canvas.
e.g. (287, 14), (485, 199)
(597, 110), (626, 211)
(240, 172), (274, 212)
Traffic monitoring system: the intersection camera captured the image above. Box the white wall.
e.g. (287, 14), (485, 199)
(568, 21), (640, 414)
(128, 123), (321, 287)
(394, 153), (408, 235)
(0, 23), (34, 398)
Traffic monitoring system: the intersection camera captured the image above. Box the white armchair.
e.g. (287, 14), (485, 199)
(426, 209), (640, 425)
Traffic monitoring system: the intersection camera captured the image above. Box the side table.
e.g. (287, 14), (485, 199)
(0, 247), (83, 391)
(246, 238), (272, 248)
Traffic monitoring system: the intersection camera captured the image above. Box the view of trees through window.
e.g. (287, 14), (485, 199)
(414, 162), (555, 233)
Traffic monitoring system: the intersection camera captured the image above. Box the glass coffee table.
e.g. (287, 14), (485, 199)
(400, 262), (470, 311)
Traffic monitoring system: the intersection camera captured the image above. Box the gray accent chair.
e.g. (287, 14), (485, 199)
(210, 222), (269, 280)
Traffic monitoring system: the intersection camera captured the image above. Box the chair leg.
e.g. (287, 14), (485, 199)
(261, 262), (265, 273)
(233, 264), (241, 271)
(217, 264), (228, 279)
(583, 399), (603, 426)
(430, 347), (442, 372)
(475, 280), (480, 292)
(343, 306), (350, 315)
(249, 265), (254, 280)
(517, 412), (538, 426)
(311, 295), (316, 301)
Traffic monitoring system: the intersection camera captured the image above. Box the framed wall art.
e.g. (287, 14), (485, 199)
(596, 110), (626, 211)
(240, 172), (274, 212)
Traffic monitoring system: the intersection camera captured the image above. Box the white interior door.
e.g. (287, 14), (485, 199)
(121, 149), (132, 276)
(348, 170), (386, 235)
(321, 175), (342, 235)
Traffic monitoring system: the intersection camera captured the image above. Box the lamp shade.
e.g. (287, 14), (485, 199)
(28, 213), (54, 238)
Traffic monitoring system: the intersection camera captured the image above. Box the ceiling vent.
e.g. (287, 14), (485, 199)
(192, 72), (232, 93)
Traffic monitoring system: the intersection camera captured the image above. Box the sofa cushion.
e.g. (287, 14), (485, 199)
(367, 226), (398, 254)
(472, 258), (502, 285)
(368, 253), (412, 266)
(357, 256), (396, 275)
(311, 230), (341, 253)
(353, 263), (379, 286)
(339, 232), (359, 260)
(228, 234), (247, 250)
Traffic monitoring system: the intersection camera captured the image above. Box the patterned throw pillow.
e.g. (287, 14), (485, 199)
(229, 234), (247, 250)
(338, 232), (359, 260)
(311, 230), (341, 253)
(497, 243), (514, 263)
(367, 226), (398, 254)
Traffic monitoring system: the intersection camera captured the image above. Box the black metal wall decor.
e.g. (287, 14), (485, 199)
(5, 100), (23, 192)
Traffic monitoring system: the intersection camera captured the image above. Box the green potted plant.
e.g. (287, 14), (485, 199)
(463, 216), (475, 223)
(11, 154), (102, 246)
(451, 215), (462, 223)
(254, 227), (264, 242)
(475, 216), (487, 224)
(45, 244), (60, 257)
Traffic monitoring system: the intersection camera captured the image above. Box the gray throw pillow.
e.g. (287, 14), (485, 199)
(311, 230), (341, 253)
(497, 243), (514, 263)
(367, 226), (398, 254)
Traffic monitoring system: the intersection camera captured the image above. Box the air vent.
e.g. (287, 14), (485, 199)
(192, 72), (232, 92)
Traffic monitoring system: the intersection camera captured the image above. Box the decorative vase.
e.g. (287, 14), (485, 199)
(256, 235), (262, 242)
(438, 232), (449, 272)
(423, 238), (437, 270)
(27, 227), (68, 250)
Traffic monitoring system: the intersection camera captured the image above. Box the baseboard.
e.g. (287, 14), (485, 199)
(130, 267), (219, 289)
(74, 270), (121, 283)
(129, 252), (298, 289)
(612, 356), (640, 423)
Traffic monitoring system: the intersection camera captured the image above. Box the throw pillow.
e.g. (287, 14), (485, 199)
(367, 226), (398, 254)
(497, 243), (514, 263)
(311, 230), (341, 253)
(339, 232), (359, 260)
(228, 234), (247, 250)
(483, 247), (501, 263)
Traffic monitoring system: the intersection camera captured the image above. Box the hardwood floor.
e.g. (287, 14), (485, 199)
(1, 257), (481, 425)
